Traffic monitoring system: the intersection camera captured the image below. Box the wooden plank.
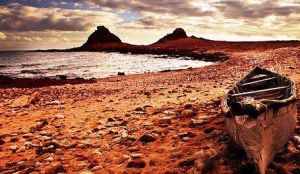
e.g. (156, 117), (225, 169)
(244, 74), (271, 82)
(231, 86), (287, 97)
(241, 77), (277, 86)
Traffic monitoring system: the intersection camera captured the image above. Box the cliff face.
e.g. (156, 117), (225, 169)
(155, 28), (188, 43)
(81, 26), (122, 48)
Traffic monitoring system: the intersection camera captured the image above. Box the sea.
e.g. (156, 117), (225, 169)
(0, 51), (213, 79)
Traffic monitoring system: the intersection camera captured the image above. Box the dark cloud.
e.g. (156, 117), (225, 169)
(0, 3), (98, 32)
(214, 0), (300, 19)
(75, 0), (214, 16)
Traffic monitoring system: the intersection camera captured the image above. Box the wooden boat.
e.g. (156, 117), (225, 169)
(221, 67), (297, 174)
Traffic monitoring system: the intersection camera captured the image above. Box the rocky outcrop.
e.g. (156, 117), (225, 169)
(81, 26), (121, 48)
(155, 28), (188, 43)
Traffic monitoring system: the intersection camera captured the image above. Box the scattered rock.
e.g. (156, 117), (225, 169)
(194, 159), (213, 173)
(140, 133), (156, 143)
(118, 72), (125, 76)
(0, 139), (5, 145)
(190, 119), (207, 127)
(178, 156), (197, 167)
(9, 145), (18, 152)
(16, 146), (26, 153)
(144, 106), (157, 115)
(10, 95), (32, 108)
(45, 163), (66, 174)
(55, 114), (65, 119)
(90, 165), (103, 171)
(194, 149), (219, 159)
(36, 142), (60, 155)
(158, 116), (172, 125)
(180, 109), (196, 117)
(127, 159), (146, 168)
(131, 153), (143, 158)
(292, 136), (300, 144)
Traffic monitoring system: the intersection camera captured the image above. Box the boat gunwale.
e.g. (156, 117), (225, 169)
(221, 67), (297, 117)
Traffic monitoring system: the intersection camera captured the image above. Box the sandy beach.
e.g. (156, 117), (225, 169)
(0, 46), (299, 174)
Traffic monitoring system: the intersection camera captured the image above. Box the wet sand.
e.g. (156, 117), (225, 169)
(0, 46), (300, 173)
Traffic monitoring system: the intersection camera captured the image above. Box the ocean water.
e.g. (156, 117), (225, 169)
(0, 51), (213, 79)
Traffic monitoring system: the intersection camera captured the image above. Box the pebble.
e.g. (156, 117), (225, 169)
(80, 171), (93, 174)
(16, 146), (26, 153)
(127, 159), (146, 168)
(194, 149), (219, 159)
(178, 156), (197, 167)
(163, 110), (175, 115)
(140, 133), (156, 143)
(45, 163), (66, 174)
(180, 109), (195, 117)
(190, 119), (207, 127)
(182, 137), (192, 141)
(9, 145), (18, 152)
(144, 106), (156, 115)
(90, 165), (103, 171)
(292, 136), (300, 144)
(194, 159), (213, 173)
(0, 139), (5, 145)
(189, 97), (197, 102)
(40, 131), (48, 135)
(131, 153), (143, 158)
(55, 114), (65, 119)
(46, 156), (54, 162)
(158, 116), (172, 125)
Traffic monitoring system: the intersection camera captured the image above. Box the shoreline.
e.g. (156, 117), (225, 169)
(0, 46), (299, 173)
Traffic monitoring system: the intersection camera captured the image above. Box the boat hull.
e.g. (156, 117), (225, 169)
(225, 102), (297, 174)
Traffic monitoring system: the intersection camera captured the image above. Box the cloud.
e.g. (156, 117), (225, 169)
(75, 0), (215, 16)
(0, 32), (7, 40)
(0, 3), (121, 32)
(214, 0), (300, 19)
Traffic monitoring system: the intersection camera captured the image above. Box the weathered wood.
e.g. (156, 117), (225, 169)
(241, 77), (277, 86)
(244, 74), (271, 83)
(231, 86), (288, 97)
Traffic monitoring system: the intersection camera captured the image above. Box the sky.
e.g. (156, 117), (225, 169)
(0, 0), (299, 50)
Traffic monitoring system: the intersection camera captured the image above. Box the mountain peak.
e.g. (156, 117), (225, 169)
(81, 26), (121, 48)
(156, 28), (188, 43)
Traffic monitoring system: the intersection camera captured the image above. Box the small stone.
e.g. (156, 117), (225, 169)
(45, 163), (66, 174)
(180, 109), (195, 117)
(177, 156), (197, 167)
(190, 119), (207, 127)
(194, 159), (213, 173)
(189, 97), (197, 102)
(135, 107), (143, 111)
(140, 134), (156, 143)
(194, 159), (205, 171)
(80, 171), (93, 174)
(158, 117), (172, 125)
(163, 110), (175, 115)
(47, 100), (61, 105)
(127, 159), (146, 168)
(0, 139), (5, 145)
(46, 156), (54, 162)
(40, 131), (48, 135)
(90, 165), (103, 171)
(131, 153), (143, 158)
(55, 114), (65, 119)
(16, 146), (26, 153)
(182, 137), (191, 141)
(292, 136), (300, 144)
(118, 72), (125, 76)
(10, 95), (31, 108)
(9, 145), (18, 152)
(144, 106), (157, 115)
